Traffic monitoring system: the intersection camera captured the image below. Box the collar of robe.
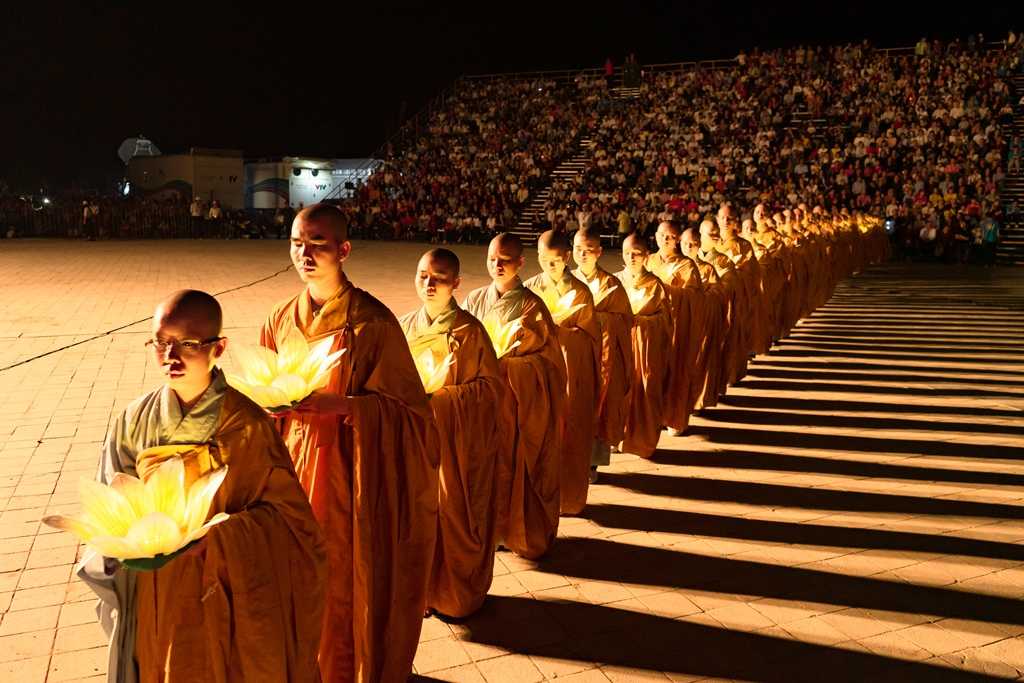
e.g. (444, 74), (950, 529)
(156, 367), (227, 450)
(298, 274), (353, 340)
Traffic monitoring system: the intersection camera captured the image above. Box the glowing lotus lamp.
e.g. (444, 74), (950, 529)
(627, 287), (653, 314)
(227, 334), (345, 412)
(483, 316), (523, 359)
(587, 279), (618, 307)
(538, 289), (585, 325)
(43, 458), (228, 569)
(413, 347), (454, 394)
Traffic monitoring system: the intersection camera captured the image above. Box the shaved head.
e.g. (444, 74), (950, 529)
(537, 230), (570, 254)
(656, 220), (681, 236)
(573, 228), (602, 248)
(490, 232), (523, 260)
(622, 233), (649, 254)
(295, 203), (348, 242)
(154, 289), (222, 338)
(699, 220), (717, 238)
(423, 248), (460, 277)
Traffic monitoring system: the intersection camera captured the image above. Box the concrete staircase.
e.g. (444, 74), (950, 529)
(997, 72), (1024, 266)
(610, 86), (641, 101)
(510, 137), (594, 245)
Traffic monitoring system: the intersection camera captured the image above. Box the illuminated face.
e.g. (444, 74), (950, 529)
(414, 254), (460, 308)
(622, 242), (648, 274)
(290, 217), (349, 284)
(572, 237), (602, 274)
(487, 242), (523, 288)
(655, 223), (680, 254)
(700, 223), (720, 251)
(716, 205), (733, 229)
(149, 313), (225, 393)
(680, 232), (700, 256)
(537, 245), (569, 281)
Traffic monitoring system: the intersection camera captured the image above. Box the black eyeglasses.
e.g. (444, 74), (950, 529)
(145, 337), (224, 354)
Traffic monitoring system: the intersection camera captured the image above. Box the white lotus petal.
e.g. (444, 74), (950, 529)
(143, 458), (187, 528)
(184, 467), (228, 533)
(42, 514), (104, 542)
(78, 478), (137, 538)
(109, 472), (151, 518)
(123, 512), (185, 557)
(271, 373), (310, 404)
(88, 534), (148, 560)
(231, 344), (279, 385)
(180, 511), (231, 546)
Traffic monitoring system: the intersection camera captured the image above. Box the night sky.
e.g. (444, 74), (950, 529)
(2, 2), (1020, 191)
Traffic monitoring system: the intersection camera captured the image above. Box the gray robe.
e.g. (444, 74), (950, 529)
(77, 370), (228, 683)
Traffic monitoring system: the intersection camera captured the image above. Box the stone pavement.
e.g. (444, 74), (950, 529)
(1, 239), (1023, 682)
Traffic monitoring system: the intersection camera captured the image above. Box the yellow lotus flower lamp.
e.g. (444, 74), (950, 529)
(627, 286), (653, 314)
(587, 279), (618, 307)
(227, 333), (345, 412)
(483, 316), (523, 359)
(538, 289), (585, 325)
(43, 458), (229, 571)
(413, 347), (454, 394)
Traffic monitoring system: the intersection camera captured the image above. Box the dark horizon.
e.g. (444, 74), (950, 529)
(2, 1), (1020, 191)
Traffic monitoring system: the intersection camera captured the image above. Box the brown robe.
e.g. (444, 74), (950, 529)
(463, 279), (567, 559)
(646, 252), (704, 431)
(261, 274), (439, 683)
(614, 268), (673, 459)
(124, 387), (326, 683)
(572, 266), (634, 450)
(523, 270), (601, 515)
(399, 301), (509, 619)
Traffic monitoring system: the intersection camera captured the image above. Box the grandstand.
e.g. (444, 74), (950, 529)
(333, 37), (1023, 264)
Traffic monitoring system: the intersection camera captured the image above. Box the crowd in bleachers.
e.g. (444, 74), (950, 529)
(536, 37), (1021, 266)
(3, 34), (1020, 262)
(340, 78), (594, 243)
(327, 35), (1017, 263)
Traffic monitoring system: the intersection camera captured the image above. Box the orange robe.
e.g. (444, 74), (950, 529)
(614, 268), (673, 459)
(524, 271), (601, 515)
(699, 246), (746, 389)
(261, 274), (439, 683)
(463, 279), (567, 559)
(399, 301), (509, 619)
(572, 266), (634, 453)
(646, 252), (703, 431)
(686, 255), (726, 409)
(97, 373), (326, 683)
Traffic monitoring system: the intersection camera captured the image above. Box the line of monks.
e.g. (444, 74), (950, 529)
(82, 201), (888, 682)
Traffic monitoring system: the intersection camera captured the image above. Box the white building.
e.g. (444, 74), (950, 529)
(244, 157), (379, 209)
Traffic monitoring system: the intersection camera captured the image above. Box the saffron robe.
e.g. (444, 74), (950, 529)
(524, 270), (601, 515)
(646, 252), (704, 431)
(463, 279), (567, 559)
(572, 266), (634, 453)
(80, 369), (326, 683)
(261, 274), (439, 683)
(399, 300), (509, 619)
(614, 268), (673, 459)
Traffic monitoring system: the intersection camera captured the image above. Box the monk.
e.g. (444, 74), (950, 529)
(571, 228), (633, 482)
(78, 290), (326, 683)
(646, 220), (704, 436)
(261, 204), (438, 683)
(524, 230), (600, 514)
(614, 234), (673, 459)
(698, 219), (747, 391)
(681, 227), (726, 409)
(463, 233), (567, 559)
(398, 249), (508, 620)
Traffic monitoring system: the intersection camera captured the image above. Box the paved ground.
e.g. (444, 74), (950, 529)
(1, 239), (1023, 682)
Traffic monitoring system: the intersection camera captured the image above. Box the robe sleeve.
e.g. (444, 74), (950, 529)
(198, 457), (326, 683)
(345, 319), (439, 682)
